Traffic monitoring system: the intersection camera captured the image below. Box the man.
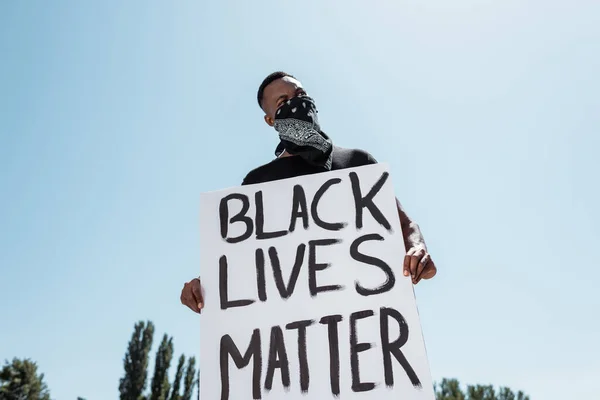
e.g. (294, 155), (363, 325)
(180, 71), (437, 314)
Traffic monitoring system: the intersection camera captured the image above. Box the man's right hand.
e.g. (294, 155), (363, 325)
(180, 278), (204, 313)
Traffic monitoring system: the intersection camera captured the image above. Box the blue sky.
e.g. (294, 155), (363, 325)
(1, 1), (598, 399)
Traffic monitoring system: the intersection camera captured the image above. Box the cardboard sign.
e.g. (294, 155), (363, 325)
(199, 163), (434, 399)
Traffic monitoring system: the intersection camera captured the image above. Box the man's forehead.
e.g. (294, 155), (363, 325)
(265, 76), (304, 97)
(281, 76), (303, 88)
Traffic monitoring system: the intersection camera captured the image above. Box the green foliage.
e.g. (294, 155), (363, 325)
(149, 335), (174, 400)
(119, 321), (155, 400)
(181, 357), (196, 400)
(0, 358), (51, 400)
(119, 321), (198, 400)
(168, 356), (186, 400)
(497, 387), (530, 400)
(467, 384), (496, 400)
(435, 379), (530, 400)
(435, 378), (466, 400)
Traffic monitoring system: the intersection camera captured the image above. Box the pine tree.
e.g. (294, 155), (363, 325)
(181, 357), (196, 400)
(435, 378), (466, 400)
(0, 358), (51, 400)
(149, 335), (174, 400)
(168, 356), (185, 400)
(516, 391), (529, 400)
(497, 386), (530, 400)
(435, 379), (530, 400)
(466, 384), (496, 400)
(119, 321), (155, 400)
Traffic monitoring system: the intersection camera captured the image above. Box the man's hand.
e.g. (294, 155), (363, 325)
(396, 198), (437, 285)
(180, 278), (204, 313)
(403, 246), (437, 284)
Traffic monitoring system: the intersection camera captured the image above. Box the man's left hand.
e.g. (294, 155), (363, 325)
(403, 246), (437, 284)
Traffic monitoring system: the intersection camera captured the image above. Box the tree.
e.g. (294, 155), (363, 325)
(181, 357), (196, 400)
(168, 356), (185, 400)
(497, 387), (529, 400)
(149, 335), (174, 400)
(467, 384), (496, 400)
(0, 358), (51, 400)
(120, 322), (199, 400)
(435, 379), (530, 400)
(119, 321), (155, 400)
(435, 378), (465, 400)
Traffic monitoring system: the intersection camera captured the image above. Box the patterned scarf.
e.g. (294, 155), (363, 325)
(273, 95), (333, 170)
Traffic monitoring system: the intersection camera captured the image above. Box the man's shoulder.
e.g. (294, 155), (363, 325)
(241, 159), (277, 186)
(241, 156), (302, 186)
(331, 145), (378, 168)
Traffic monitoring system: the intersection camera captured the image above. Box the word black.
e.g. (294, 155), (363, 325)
(219, 171), (392, 244)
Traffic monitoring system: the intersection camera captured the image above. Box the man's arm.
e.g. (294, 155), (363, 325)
(397, 198), (437, 284)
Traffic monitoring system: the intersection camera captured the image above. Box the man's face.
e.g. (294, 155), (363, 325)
(261, 76), (307, 127)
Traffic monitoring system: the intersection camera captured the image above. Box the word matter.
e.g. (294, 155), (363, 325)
(220, 307), (421, 400)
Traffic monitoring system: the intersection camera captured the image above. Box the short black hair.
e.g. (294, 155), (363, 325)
(257, 71), (296, 109)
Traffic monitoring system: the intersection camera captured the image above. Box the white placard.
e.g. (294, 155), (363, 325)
(199, 163), (434, 399)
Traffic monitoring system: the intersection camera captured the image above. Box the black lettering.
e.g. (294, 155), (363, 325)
(268, 244), (306, 299)
(219, 255), (255, 310)
(220, 330), (262, 400)
(286, 319), (314, 393)
(380, 307), (421, 388)
(256, 249), (267, 302)
(265, 326), (290, 391)
(289, 185), (309, 232)
(308, 239), (343, 297)
(349, 171), (391, 231)
(311, 178), (347, 231)
(350, 234), (395, 296)
(319, 314), (343, 396)
(255, 191), (288, 240)
(219, 193), (253, 243)
(350, 310), (376, 392)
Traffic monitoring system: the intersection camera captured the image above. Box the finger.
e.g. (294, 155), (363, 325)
(410, 256), (419, 283)
(183, 297), (200, 314)
(403, 255), (411, 277)
(191, 279), (204, 311)
(414, 253), (431, 284)
(403, 247), (417, 277)
(410, 250), (424, 283)
(181, 289), (200, 313)
(420, 261), (437, 280)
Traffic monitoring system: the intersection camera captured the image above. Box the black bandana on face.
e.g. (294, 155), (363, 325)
(273, 95), (333, 170)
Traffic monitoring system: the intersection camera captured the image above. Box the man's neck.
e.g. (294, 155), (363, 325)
(278, 149), (294, 158)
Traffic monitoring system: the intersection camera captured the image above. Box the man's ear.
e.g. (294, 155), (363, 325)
(264, 114), (274, 127)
